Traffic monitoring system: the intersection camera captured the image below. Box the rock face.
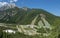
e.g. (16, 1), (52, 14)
(40, 14), (46, 18)
(22, 7), (28, 11)
(0, 3), (16, 11)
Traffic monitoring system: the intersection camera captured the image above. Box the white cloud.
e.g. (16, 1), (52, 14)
(0, 2), (8, 7)
(10, 0), (18, 3)
(13, 0), (18, 2)
(0, 0), (17, 8)
(0, 2), (16, 8)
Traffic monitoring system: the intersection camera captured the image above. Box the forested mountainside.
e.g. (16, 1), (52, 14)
(0, 7), (60, 25)
(0, 7), (60, 38)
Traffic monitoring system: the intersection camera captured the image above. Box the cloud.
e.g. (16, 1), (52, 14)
(0, 2), (8, 7)
(0, 2), (16, 8)
(10, 0), (18, 3)
(13, 0), (18, 2)
(0, 0), (18, 7)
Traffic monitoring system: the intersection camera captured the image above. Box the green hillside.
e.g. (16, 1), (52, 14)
(0, 7), (60, 38)
(0, 7), (60, 25)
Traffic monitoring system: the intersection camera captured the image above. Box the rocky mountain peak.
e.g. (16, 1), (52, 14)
(0, 3), (16, 11)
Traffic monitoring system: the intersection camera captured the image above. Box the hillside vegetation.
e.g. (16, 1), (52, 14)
(0, 7), (60, 38)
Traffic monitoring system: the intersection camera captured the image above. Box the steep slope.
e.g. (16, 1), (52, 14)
(0, 7), (59, 25)
(0, 7), (60, 38)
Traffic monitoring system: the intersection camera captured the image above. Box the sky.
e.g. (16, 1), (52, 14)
(0, 0), (60, 16)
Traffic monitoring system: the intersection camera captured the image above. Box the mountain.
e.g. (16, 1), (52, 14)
(0, 7), (60, 38)
(0, 7), (59, 24)
(0, 3), (16, 11)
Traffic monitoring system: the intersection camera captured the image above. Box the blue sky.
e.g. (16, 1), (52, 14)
(0, 0), (60, 16)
